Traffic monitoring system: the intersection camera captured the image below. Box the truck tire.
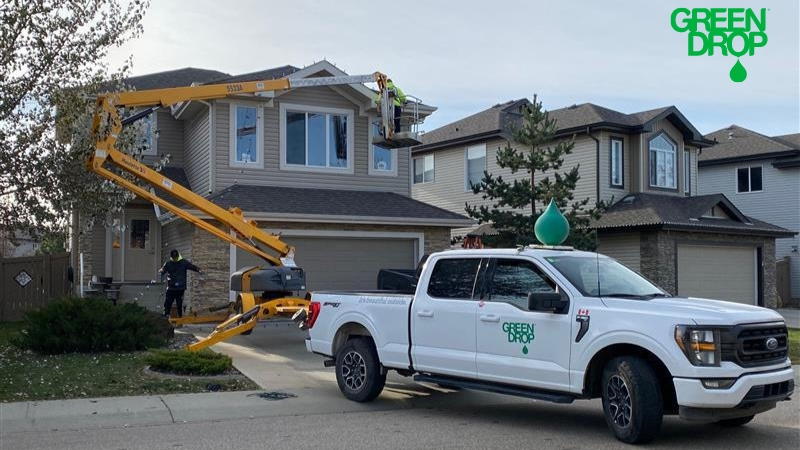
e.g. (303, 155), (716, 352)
(715, 415), (755, 427)
(335, 337), (386, 402)
(601, 356), (663, 444)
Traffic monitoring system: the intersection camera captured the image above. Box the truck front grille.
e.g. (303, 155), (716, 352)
(720, 323), (789, 368)
(741, 379), (794, 403)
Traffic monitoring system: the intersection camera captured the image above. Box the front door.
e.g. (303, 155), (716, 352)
(476, 257), (572, 391)
(411, 257), (484, 378)
(124, 213), (158, 281)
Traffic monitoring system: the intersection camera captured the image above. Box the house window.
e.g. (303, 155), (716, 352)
(141, 113), (157, 156)
(129, 219), (150, 250)
(683, 150), (691, 195)
(737, 166), (763, 193)
(649, 133), (676, 189)
(610, 138), (623, 187)
(369, 120), (396, 176)
(413, 154), (434, 184)
(229, 104), (263, 168)
(466, 144), (486, 190)
(280, 103), (353, 173)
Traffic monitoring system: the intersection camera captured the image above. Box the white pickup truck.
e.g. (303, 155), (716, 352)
(302, 247), (794, 444)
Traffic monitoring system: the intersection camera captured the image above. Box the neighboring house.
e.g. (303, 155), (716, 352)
(698, 125), (800, 305)
(72, 61), (471, 309)
(411, 99), (792, 307)
(0, 230), (41, 257)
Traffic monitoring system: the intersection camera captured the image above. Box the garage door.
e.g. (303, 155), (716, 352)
(236, 236), (417, 292)
(677, 245), (756, 304)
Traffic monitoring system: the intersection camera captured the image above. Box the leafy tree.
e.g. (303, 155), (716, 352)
(0, 0), (150, 239)
(465, 95), (606, 250)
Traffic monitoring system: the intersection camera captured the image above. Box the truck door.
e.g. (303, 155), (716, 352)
(476, 257), (571, 391)
(411, 257), (486, 378)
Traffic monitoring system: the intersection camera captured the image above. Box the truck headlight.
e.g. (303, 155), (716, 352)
(674, 326), (721, 367)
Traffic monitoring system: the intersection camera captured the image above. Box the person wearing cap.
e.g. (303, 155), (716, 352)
(158, 249), (202, 318)
(374, 78), (406, 133)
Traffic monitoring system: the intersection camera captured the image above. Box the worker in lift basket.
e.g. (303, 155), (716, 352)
(375, 78), (407, 133)
(159, 249), (203, 318)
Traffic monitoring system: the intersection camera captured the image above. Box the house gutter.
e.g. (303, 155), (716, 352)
(587, 126), (601, 203)
(199, 100), (215, 194)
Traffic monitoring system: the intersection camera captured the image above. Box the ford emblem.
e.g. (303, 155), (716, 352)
(765, 337), (779, 351)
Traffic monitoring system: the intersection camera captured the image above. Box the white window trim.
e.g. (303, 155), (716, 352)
(279, 102), (354, 174)
(228, 102), (264, 169)
(610, 138), (623, 188)
(139, 111), (157, 156)
(648, 133), (677, 189)
(736, 166), (764, 194)
(413, 154), (434, 184)
(683, 150), (691, 195)
(368, 114), (397, 176)
(465, 143), (486, 191)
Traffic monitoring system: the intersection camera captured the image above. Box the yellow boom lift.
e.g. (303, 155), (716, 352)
(87, 71), (418, 351)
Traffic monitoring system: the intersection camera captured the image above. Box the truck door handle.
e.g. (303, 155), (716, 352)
(417, 310), (434, 318)
(480, 314), (500, 322)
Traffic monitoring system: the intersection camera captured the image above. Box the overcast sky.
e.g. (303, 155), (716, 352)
(108, 0), (799, 137)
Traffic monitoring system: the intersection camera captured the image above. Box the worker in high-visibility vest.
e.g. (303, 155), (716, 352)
(375, 78), (406, 132)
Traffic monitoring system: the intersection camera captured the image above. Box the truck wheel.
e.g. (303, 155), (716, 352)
(335, 337), (386, 402)
(715, 415), (755, 427)
(601, 356), (663, 444)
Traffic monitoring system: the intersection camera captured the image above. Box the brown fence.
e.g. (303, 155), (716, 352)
(0, 253), (72, 321)
(776, 256), (790, 307)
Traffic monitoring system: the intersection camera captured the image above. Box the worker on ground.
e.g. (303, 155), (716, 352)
(159, 249), (202, 318)
(375, 78), (406, 133)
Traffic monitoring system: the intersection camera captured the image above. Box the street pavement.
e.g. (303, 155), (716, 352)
(2, 310), (799, 434)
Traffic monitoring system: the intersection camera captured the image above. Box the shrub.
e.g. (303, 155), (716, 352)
(145, 349), (232, 375)
(14, 297), (172, 354)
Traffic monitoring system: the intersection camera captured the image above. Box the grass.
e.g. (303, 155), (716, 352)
(0, 322), (259, 403)
(789, 328), (800, 364)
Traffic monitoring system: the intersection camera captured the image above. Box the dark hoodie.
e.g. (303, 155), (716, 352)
(160, 256), (201, 291)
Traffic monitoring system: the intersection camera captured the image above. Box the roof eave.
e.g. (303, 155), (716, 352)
(698, 150), (800, 166)
(178, 210), (475, 228)
(413, 129), (504, 153)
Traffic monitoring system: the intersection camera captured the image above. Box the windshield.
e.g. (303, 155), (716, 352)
(545, 255), (668, 299)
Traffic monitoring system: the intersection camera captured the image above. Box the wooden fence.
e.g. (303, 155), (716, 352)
(0, 252), (72, 321)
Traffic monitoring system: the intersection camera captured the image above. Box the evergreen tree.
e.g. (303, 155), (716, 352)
(465, 95), (605, 250)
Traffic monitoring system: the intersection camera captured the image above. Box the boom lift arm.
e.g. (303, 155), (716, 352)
(87, 71), (404, 351)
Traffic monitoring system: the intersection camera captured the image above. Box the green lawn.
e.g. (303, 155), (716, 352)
(789, 328), (800, 364)
(0, 322), (258, 403)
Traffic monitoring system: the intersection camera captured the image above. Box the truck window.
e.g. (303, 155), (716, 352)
(427, 258), (482, 299)
(488, 259), (556, 309)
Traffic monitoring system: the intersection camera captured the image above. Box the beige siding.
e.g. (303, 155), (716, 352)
(413, 135), (597, 236)
(639, 118), (687, 197)
(213, 87), (409, 195)
(597, 233), (641, 272)
(150, 111), (185, 166)
(598, 132), (632, 205)
(161, 221), (193, 262)
(184, 108), (211, 194)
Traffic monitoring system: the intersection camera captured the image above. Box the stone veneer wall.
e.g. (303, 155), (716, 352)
(186, 221), (453, 311)
(638, 230), (778, 308)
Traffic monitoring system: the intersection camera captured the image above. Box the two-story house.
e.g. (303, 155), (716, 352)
(72, 61), (471, 310)
(698, 125), (800, 306)
(411, 99), (793, 307)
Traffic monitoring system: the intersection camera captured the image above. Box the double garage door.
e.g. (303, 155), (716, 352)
(236, 235), (418, 293)
(677, 244), (757, 305)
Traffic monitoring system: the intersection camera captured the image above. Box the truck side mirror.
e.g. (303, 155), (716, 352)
(528, 292), (569, 314)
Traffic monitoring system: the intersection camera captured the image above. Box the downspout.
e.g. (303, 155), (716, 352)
(199, 101), (215, 194)
(587, 127), (600, 203)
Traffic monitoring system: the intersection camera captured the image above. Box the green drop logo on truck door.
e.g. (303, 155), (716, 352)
(502, 322), (535, 354)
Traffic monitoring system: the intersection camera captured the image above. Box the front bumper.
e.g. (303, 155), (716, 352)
(674, 366), (794, 422)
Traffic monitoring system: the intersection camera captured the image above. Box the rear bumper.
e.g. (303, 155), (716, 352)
(674, 366), (794, 422)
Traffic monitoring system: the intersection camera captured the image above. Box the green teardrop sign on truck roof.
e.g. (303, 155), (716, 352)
(534, 199), (570, 246)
